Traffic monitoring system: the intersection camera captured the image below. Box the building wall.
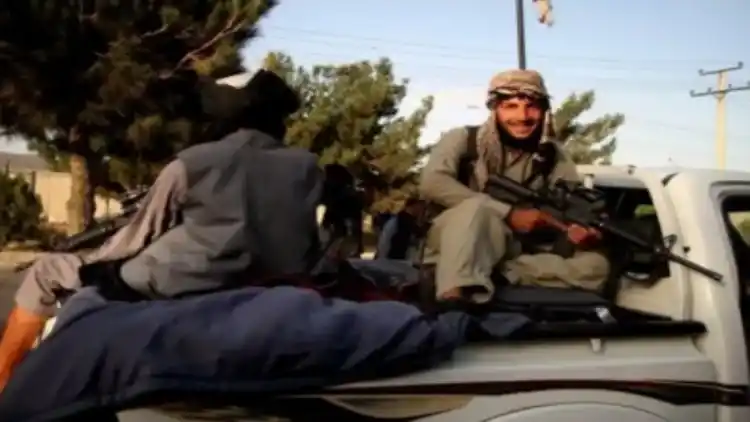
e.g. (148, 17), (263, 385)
(11, 170), (122, 223)
(11, 167), (374, 229)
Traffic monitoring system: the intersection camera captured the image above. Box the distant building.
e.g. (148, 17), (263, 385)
(0, 152), (49, 172)
(0, 152), (119, 223)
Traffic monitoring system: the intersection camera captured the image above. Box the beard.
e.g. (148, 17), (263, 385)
(496, 120), (544, 153)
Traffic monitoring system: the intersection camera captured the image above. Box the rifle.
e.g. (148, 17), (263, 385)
(484, 175), (724, 282)
(14, 187), (150, 272)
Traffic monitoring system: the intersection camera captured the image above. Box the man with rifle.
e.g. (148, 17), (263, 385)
(419, 69), (609, 305)
(0, 69), (324, 390)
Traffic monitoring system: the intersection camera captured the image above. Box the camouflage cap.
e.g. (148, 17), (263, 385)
(487, 69), (549, 99)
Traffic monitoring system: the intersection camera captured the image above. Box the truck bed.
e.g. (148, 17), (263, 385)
(32, 261), (716, 421)
(141, 280), (715, 421)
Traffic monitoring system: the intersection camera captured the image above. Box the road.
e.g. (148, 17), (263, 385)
(0, 269), (20, 327)
(0, 269), (186, 422)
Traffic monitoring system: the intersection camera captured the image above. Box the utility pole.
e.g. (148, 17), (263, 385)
(515, 0), (527, 69)
(689, 62), (750, 170)
(515, 0), (554, 70)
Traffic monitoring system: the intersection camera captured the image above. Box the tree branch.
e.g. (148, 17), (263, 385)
(160, 0), (243, 78)
(142, 25), (169, 38)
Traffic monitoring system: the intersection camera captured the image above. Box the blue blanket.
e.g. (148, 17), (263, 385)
(0, 286), (529, 421)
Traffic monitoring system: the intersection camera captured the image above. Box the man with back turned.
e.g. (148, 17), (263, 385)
(0, 69), (324, 390)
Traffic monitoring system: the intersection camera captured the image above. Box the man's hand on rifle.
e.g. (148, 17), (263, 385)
(506, 208), (548, 233)
(507, 208), (602, 247)
(566, 224), (602, 247)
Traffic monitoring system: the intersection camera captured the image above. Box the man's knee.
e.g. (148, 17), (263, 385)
(428, 197), (514, 302)
(434, 196), (510, 234)
(506, 252), (610, 291)
(428, 196), (512, 258)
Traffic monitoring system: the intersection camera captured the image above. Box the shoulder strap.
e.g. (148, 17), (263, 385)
(457, 125), (479, 186)
(464, 125), (479, 161)
(523, 142), (559, 186)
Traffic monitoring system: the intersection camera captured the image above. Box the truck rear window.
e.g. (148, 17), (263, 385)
(721, 196), (750, 289)
(720, 195), (750, 347)
(593, 185), (670, 293)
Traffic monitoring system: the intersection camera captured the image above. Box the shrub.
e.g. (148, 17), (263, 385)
(0, 172), (45, 248)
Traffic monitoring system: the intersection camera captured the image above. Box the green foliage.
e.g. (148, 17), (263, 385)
(0, 172), (44, 247)
(737, 219), (750, 243)
(554, 91), (624, 165)
(30, 145), (164, 198)
(634, 204), (655, 217)
(0, 0), (275, 156)
(263, 52), (434, 211)
(0, 0), (276, 231)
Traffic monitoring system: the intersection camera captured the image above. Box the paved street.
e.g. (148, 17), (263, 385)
(0, 269), (21, 327)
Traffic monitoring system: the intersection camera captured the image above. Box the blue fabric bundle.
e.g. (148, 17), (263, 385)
(0, 285), (524, 421)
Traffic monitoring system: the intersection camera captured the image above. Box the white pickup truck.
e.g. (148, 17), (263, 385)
(53, 165), (750, 422)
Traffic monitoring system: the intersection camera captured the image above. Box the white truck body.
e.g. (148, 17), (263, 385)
(329, 165), (750, 422)
(47, 165), (750, 421)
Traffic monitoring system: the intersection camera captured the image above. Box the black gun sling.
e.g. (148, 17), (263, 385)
(78, 260), (148, 303)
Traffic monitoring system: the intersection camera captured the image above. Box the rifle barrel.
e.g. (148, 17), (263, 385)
(485, 175), (724, 283)
(13, 187), (148, 273)
(663, 251), (723, 281)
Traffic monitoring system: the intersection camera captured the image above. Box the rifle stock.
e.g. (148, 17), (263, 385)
(484, 175), (723, 282)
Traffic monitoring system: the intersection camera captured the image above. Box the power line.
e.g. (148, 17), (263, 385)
(689, 62), (750, 169)
(264, 25), (740, 69)
(255, 36), (702, 91)
(243, 48), (745, 141)
(245, 31), (749, 145)
(631, 118), (745, 143)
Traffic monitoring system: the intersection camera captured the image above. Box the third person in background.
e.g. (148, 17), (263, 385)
(375, 197), (427, 261)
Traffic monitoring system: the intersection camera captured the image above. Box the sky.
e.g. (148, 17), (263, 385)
(4, 0), (748, 170)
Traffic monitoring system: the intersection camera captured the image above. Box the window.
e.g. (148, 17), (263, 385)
(592, 185), (669, 299)
(720, 196), (750, 312)
(720, 195), (750, 363)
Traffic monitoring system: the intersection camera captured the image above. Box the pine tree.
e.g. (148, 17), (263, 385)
(0, 171), (44, 248)
(263, 52), (434, 211)
(0, 0), (276, 234)
(554, 91), (624, 165)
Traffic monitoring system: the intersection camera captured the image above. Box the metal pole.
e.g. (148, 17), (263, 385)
(515, 0), (527, 69)
(689, 61), (750, 170)
(715, 72), (727, 170)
